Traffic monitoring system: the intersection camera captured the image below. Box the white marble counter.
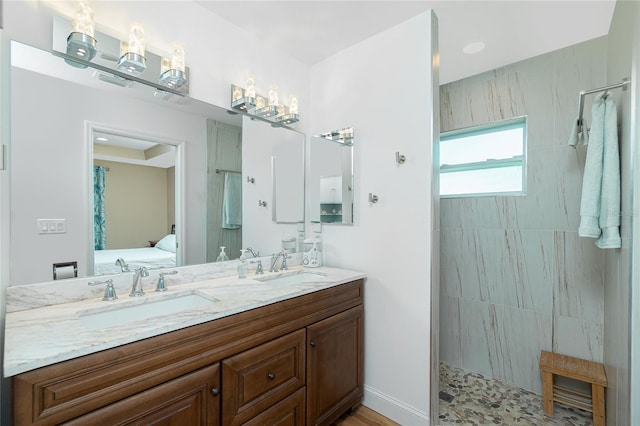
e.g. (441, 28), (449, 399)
(4, 265), (365, 377)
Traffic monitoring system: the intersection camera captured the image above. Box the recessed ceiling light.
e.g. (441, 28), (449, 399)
(96, 137), (108, 142)
(463, 41), (486, 55)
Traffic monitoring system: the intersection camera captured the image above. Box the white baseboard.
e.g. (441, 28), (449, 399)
(362, 384), (430, 425)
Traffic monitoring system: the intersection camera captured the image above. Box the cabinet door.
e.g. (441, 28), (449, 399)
(222, 329), (305, 425)
(64, 364), (221, 426)
(306, 305), (364, 426)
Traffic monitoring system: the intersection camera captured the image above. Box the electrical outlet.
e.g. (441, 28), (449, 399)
(37, 219), (66, 234)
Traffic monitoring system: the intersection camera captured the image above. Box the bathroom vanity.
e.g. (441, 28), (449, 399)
(6, 267), (364, 426)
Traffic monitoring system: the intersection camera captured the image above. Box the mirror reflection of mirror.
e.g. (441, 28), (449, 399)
(310, 127), (354, 225)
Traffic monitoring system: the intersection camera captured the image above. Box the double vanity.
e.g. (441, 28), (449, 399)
(5, 263), (365, 425)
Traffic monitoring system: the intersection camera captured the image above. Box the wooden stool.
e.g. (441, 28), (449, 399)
(539, 350), (607, 426)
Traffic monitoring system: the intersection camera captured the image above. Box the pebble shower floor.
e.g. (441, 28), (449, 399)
(438, 363), (593, 425)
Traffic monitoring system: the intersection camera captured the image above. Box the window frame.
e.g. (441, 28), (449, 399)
(439, 116), (527, 198)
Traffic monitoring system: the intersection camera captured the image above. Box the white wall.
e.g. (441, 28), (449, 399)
(309, 11), (437, 424)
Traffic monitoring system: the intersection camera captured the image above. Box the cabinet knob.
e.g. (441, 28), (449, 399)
(267, 372), (276, 380)
(310, 340), (316, 347)
(211, 387), (220, 397)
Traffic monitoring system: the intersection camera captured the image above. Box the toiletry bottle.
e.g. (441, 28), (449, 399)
(237, 249), (248, 278)
(216, 246), (229, 262)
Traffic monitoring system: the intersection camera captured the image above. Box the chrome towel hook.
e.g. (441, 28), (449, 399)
(368, 193), (379, 204)
(396, 151), (406, 164)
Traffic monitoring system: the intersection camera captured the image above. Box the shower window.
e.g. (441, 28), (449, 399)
(439, 117), (526, 197)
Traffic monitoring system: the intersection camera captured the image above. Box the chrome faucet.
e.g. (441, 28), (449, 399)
(245, 247), (260, 257)
(269, 250), (290, 273)
(130, 267), (148, 297)
(115, 257), (130, 272)
(250, 259), (264, 275)
(270, 252), (283, 272)
(156, 270), (177, 292)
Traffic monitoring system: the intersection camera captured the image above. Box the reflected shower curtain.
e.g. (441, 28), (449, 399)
(94, 165), (107, 250)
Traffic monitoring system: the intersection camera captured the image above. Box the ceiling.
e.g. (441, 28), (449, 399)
(197, 1), (616, 84)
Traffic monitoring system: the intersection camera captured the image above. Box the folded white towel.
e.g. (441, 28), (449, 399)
(578, 92), (621, 249)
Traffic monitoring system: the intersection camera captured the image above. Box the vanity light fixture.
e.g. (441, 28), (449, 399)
(117, 22), (147, 76)
(231, 77), (257, 111)
(231, 80), (300, 127)
(159, 42), (187, 89)
(65, 1), (97, 68)
(255, 87), (279, 118)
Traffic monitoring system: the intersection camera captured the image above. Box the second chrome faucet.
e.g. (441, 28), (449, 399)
(130, 267), (148, 297)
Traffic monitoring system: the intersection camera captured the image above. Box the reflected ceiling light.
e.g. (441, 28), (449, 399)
(117, 22), (147, 76)
(159, 42), (187, 89)
(462, 41), (486, 55)
(65, 1), (97, 67)
(95, 137), (108, 142)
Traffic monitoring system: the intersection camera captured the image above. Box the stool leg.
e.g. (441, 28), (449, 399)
(592, 384), (605, 426)
(542, 371), (554, 416)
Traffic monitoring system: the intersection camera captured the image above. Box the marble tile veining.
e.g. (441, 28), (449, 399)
(439, 363), (592, 425)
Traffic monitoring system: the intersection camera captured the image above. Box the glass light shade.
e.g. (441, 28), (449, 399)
(170, 42), (186, 73)
(269, 88), (278, 107)
(255, 96), (265, 109)
(71, 1), (95, 37)
(289, 96), (299, 115)
(119, 40), (128, 57)
(232, 85), (243, 102)
(160, 57), (171, 75)
(127, 22), (146, 57)
(245, 77), (256, 99)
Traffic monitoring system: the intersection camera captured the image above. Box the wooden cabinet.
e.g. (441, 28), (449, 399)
(12, 279), (364, 426)
(306, 306), (364, 426)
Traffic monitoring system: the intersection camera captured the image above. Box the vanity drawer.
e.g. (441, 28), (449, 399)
(222, 329), (305, 426)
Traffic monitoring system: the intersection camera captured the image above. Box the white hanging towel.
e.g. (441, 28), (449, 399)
(578, 92), (621, 249)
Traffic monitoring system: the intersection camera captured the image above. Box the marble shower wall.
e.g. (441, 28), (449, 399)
(439, 37), (607, 394)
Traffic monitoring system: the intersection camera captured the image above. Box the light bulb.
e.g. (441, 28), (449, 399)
(246, 77), (256, 99)
(289, 96), (299, 115)
(232, 86), (242, 102)
(269, 88), (278, 107)
(170, 42), (185, 73)
(127, 22), (145, 57)
(161, 57), (171, 75)
(71, 1), (95, 37)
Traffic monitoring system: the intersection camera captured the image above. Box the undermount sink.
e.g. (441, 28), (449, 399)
(78, 293), (217, 331)
(255, 270), (332, 286)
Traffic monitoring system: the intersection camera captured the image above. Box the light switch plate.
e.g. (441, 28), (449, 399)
(37, 219), (66, 234)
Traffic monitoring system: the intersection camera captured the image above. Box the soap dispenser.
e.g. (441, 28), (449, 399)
(237, 249), (248, 278)
(216, 246), (229, 262)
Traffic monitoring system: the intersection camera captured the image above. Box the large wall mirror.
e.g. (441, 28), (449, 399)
(9, 41), (304, 285)
(309, 128), (354, 225)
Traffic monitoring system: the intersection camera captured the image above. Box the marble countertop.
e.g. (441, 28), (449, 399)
(4, 266), (365, 377)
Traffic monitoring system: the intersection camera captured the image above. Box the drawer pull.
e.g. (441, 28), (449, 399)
(267, 372), (276, 380)
(310, 340), (316, 348)
(211, 387), (220, 397)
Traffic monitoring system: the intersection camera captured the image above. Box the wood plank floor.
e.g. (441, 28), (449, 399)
(333, 406), (399, 426)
